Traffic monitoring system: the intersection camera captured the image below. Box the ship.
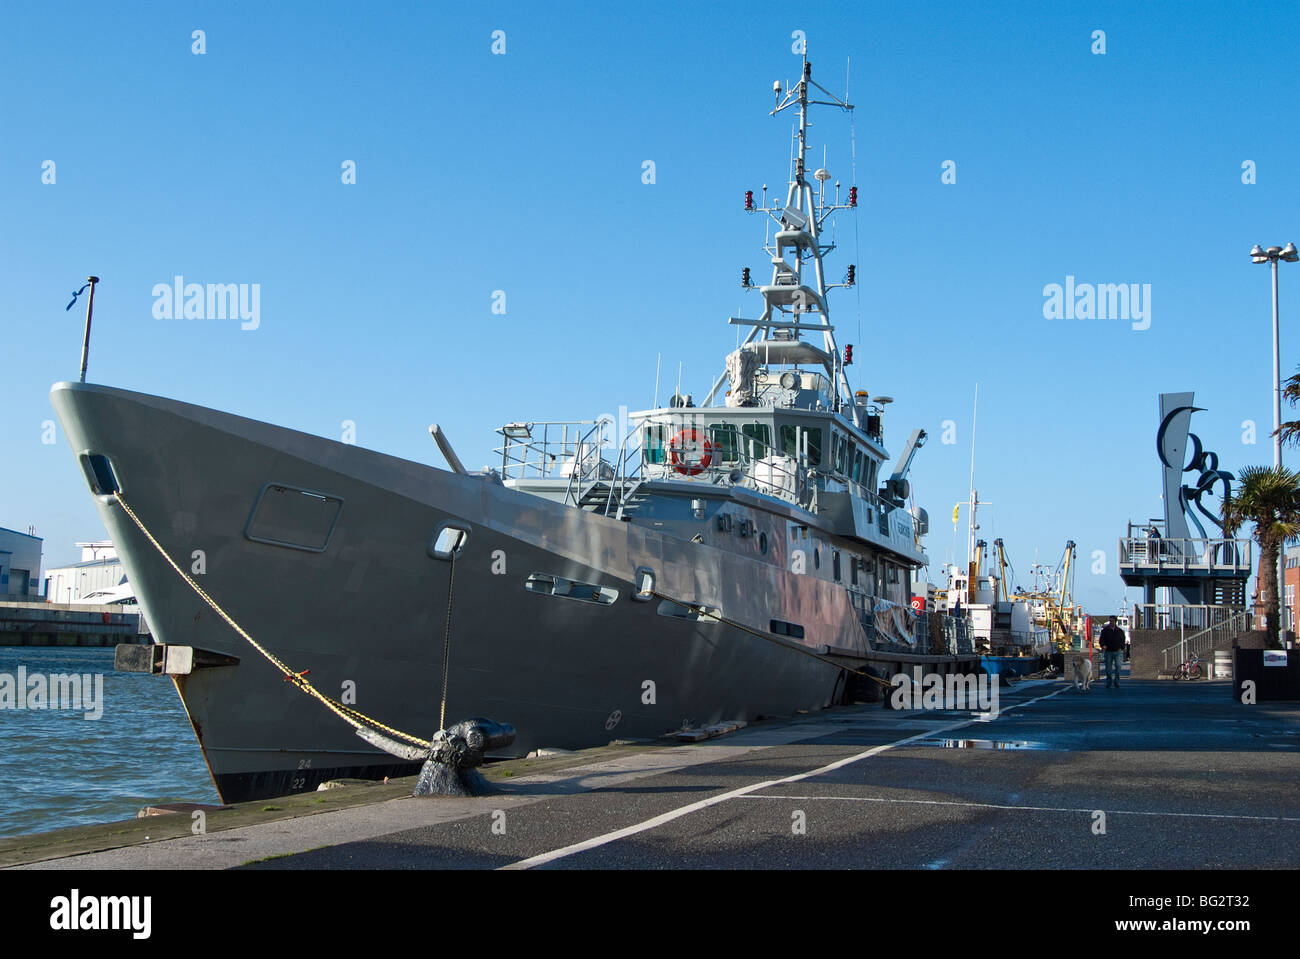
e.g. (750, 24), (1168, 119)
(926, 395), (1051, 673)
(51, 55), (979, 803)
(929, 491), (1053, 675)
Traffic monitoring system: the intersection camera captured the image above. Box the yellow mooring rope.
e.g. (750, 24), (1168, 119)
(115, 494), (431, 749)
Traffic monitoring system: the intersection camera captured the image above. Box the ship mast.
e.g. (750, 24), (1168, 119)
(703, 54), (856, 411)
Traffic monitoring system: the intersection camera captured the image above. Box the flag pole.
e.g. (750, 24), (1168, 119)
(78, 276), (99, 383)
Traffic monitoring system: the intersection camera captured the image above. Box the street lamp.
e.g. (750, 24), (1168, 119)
(1251, 242), (1298, 640)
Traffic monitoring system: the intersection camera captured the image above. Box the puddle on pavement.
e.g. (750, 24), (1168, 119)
(911, 738), (1047, 750)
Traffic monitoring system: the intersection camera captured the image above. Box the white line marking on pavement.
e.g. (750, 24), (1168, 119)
(735, 794), (1300, 823)
(499, 684), (1070, 869)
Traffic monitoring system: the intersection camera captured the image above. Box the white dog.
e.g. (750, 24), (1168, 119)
(1073, 655), (1093, 692)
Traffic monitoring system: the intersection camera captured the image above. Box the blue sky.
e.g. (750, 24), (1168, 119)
(2, 1), (1298, 613)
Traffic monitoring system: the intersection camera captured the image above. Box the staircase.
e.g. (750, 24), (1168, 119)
(1211, 580), (1246, 607)
(1160, 609), (1252, 676)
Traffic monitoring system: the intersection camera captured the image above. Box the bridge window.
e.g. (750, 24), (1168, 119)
(779, 425), (822, 466)
(643, 426), (665, 464)
(806, 428), (822, 466)
(742, 423), (772, 458)
(708, 423), (740, 463)
(864, 459), (878, 489)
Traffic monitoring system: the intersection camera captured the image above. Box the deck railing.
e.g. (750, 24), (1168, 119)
(497, 416), (817, 512)
(1118, 535), (1251, 576)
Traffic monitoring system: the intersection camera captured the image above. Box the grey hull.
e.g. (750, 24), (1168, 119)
(51, 382), (850, 802)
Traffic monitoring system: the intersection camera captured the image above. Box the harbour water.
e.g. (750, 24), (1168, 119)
(0, 647), (219, 839)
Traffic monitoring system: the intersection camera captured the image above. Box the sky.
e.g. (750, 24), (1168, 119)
(1, 1), (1298, 614)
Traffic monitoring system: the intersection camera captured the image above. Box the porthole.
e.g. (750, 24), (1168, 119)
(525, 573), (618, 605)
(770, 619), (805, 639)
(657, 599), (721, 623)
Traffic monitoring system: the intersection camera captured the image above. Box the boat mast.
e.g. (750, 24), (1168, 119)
(967, 383), (979, 603)
(703, 54), (856, 409)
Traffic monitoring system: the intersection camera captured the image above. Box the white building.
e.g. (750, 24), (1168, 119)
(44, 543), (126, 605)
(0, 526), (43, 599)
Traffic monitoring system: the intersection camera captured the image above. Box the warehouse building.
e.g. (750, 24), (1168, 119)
(43, 542), (126, 605)
(0, 526), (43, 600)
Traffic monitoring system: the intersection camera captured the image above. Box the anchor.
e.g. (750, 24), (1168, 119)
(356, 718), (516, 797)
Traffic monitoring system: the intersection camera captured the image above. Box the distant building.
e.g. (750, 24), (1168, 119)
(44, 542), (126, 605)
(1285, 544), (1300, 633)
(0, 526), (43, 599)
(75, 541), (117, 562)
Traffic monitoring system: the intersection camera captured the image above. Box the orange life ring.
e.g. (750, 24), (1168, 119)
(668, 428), (715, 476)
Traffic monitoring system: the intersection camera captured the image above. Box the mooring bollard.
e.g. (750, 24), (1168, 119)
(412, 718), (516, 797)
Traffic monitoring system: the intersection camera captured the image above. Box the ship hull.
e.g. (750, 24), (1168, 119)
(52, 383), (847, 803)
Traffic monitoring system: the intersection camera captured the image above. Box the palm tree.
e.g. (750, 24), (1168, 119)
(1221, 465), (1300, 646)
(1276, 365), (1300, 447)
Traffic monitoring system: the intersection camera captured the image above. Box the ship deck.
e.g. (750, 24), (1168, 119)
(4, 668), (1299, 871)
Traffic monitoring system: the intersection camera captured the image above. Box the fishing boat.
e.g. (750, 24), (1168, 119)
(52, 54), (978, 803)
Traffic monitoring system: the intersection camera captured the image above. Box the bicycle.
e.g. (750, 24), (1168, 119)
(1173, 652), (1202, 681)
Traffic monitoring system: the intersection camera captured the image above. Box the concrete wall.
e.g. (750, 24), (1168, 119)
(1130, 628), (1274, 678)
(0, 600), (145, 646)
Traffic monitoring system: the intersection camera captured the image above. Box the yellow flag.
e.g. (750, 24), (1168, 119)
(952, 503), (960, 526)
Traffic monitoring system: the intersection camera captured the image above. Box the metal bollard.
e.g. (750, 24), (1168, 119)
(412, 718), (516, 797)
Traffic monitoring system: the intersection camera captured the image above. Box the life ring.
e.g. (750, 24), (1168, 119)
(668, 428), (715, 476)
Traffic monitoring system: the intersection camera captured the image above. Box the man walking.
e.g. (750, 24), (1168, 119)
(1099, 615), (1126, 688)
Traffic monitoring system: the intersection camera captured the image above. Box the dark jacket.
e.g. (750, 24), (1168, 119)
(1099, 623), (1126, 652)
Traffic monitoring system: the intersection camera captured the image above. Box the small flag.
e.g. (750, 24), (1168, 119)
(952, 503), (960, 527)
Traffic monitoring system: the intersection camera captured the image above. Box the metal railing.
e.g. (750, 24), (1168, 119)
(1118, 536), (1251, 575)
(850, 592), (972, 657)
(495, 420), (611, 482)
(1161, 609), (1253, 674)
(499, 415), (819, 512)
(496, 415), (906, 525)
(1132, 603), (1245, 631)
(925, 613), (973, 657)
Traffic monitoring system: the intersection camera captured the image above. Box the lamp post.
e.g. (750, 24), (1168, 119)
(1251, 243), (1298, 641)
